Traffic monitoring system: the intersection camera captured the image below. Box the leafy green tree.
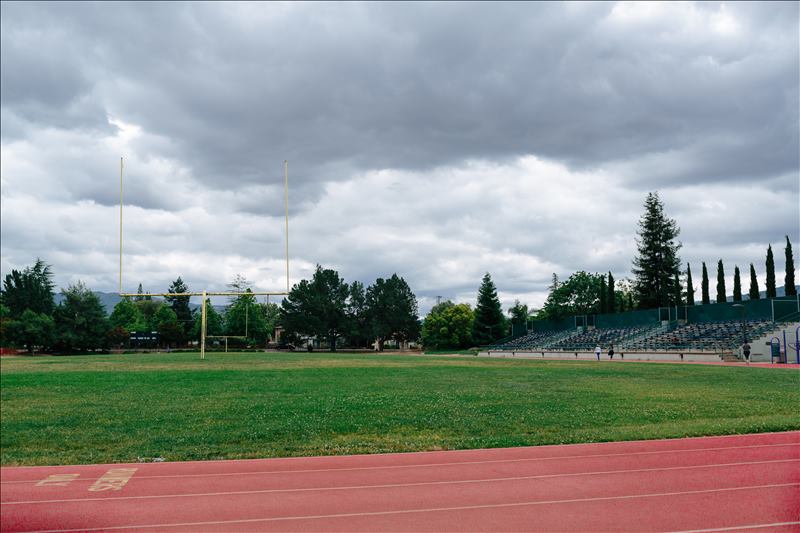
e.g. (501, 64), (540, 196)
(785, 236), (796, 296)
(280, 266), (350, 351)
(110, 298), (146, 331)
(632, 192), (682, 309)
(685, 264), (695, 306)
(749, 264), (760, 300)
(607, 272), (616, 313)
(134, 299), (163, 331)
(260, 302), (280, 343)
(766, 245), (776, 298)
(346, 281), (370, 348)
(422, 301), (474, 350)
(701, 262), (710, 305)
(472, 273), (506, 345)
(366, 274), (420, 350)
(540, 271), (603, 320)
(733, 266), (742, 302)
(54, 282), (109, 351)
(5, 309), (55, 353)
(716, 260), (727, 303)
(166, 277), (192, 341)
(191, 299), (224, 340)
(2, 259), (55, 317)
(508, 300), (529, 326)
(154, 305), (181, 348)
(0, 302), (12, 347)
(226, 289), (269, 344)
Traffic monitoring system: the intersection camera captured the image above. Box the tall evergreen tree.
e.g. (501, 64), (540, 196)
(685, 264), (695, 306)
(672, 271), (682, 305)
(598, 275), (607, 314)
(632, 192), (682, 309)
(765, 245), (776, 298)
(165, 277), (192, 341)
(472, 273), (506, 345)
(701, 262), (710, 305)
(785, 235), (797, 296)
(733, 266), (742, 302)
(716, 260), (727, 303)
(607, 272), (615, 314)
(748, 264), (760, 300)
(366, 274), (420, 350)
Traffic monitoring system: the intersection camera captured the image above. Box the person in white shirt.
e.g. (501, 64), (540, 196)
(595, 345), (601, 360)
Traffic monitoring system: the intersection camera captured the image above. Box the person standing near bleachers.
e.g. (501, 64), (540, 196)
(742, 342), (751, 364)
(608, 344), (615, 359)
(595, 345), (601, 360)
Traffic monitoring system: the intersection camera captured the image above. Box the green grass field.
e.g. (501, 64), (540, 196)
(1, 352), (798, 466)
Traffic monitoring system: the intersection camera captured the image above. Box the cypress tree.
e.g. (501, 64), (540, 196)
(672, 270), (682, 305)
(733, 266), (742, 302)
(472, 273), (506, 345)
(766, 245), (776, 298)
(748, 264), (760, 300)
(716, 260), (726, 303)
(598, 275), (607, 314)
(785, 235), (797, 296)
(701, 262), (710, 305)
(631, 192), (682, 309)
(685, 264), (695, 306)
(607, 272), (615, 314)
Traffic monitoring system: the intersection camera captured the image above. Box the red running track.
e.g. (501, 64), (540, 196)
(2, 431), (799, 532)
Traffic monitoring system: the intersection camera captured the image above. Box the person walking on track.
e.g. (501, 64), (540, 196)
(595, 345), (601, 360)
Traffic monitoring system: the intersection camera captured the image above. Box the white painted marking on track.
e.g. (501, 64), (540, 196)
(3, 458), (797, 505)
(671, 522), (800, 532)
(2, 441), (797, 485)
(24, 483), (800, 532)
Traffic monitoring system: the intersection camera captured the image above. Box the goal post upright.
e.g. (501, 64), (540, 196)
(201, 289), (207, 360)
(119, 156), (124, 294)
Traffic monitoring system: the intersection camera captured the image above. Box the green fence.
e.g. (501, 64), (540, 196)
(527, 296), (799, 335)
(686, 296), (799, 323)
(596, 308), (660, 329)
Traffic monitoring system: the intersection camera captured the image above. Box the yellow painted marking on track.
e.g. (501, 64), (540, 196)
(35, 474), (79, 487)
(88, 468), (137, 492)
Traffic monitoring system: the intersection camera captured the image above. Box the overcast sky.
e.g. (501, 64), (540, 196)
(1, 1), (798, 314)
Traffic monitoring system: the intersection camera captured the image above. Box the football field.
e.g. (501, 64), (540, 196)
(2, 352), (798, 466)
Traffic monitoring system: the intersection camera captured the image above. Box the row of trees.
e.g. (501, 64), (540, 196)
(536, 193), (797, 321)
(279, 266), (419, 351)
(0, 262), (281, 352)
(686, 237), (795, 306)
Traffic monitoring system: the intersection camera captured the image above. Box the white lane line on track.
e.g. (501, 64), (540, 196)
(3, 441), (798, 485)
(3, 430), (798, 471)
(24, 482), (800, 533)
(4, 458), (797, 506)
(671, 522), (800, 532)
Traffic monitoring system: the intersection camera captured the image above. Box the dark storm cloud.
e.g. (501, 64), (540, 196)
(1, 2), (798, 312)
(3, 2), (797, 196)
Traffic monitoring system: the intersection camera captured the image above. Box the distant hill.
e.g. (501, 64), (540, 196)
(54, 291), (228, 316)
(742, 285), (798, 300)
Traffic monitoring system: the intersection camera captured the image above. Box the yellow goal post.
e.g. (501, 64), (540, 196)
(117, 159), (291, 359)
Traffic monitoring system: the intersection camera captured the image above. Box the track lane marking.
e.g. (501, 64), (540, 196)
(4, 458), (797, 506)
(3, 430), (797, 471)
(671, 522), (800, 532)
(3, 441), (797, 485)
(24, 483), (800, 532)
